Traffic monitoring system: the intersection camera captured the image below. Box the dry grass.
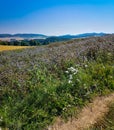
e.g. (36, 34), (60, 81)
(0, 45), (30, 52)
(48, 93), (114, 130)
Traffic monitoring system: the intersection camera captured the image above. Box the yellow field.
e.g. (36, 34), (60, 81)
(0, 45), (30, 52)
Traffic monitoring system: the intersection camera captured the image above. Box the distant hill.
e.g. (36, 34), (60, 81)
(0, 34), (47, 39)
(0, 32), (107, 38)
(14, 34), (47, 39)
(0, 33), (108, 42)
(59, 33), (107, 39)
(43, 33), (107, 43)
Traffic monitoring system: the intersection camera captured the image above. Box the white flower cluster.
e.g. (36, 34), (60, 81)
(0, 116), (3, 122)
(65, 67), (78, 84)
(85, 64), (88, 68)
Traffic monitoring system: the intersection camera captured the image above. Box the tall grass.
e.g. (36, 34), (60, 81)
(0, 51), (114, 130)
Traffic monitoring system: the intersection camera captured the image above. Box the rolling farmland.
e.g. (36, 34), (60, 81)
(0, 45), (30, 51)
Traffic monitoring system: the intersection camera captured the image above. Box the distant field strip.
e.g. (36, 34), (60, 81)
(0, 45), (30, 51)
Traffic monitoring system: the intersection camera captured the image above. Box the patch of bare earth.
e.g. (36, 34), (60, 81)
(48, 93), (114, 130)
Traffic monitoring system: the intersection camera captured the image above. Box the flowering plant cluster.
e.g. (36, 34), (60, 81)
(65, 66), (78, 84)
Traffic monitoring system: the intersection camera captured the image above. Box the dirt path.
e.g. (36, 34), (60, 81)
(48, 93), (114, 130)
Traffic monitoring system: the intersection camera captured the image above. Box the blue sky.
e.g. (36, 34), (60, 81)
(0, 0), (114, 35)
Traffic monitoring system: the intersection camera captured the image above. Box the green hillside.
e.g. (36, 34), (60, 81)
(0, 35), (114, 130)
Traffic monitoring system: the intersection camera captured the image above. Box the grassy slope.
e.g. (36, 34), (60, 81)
(0, 35), (114, 130)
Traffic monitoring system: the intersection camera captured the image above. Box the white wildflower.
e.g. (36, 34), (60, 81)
(69, 74), (73, 80)
(63, 107), (67, 111)
(68, 80), (72, 84)
(73, 72), (77, 75)
(74, 69), (78, 74)
(65, 71), (69, 74)
(85, 65), (88, 68)
(84, 84), (86, 86)
(67, 104), (71, 107)
(65, 66), (79, 84)
(68, 67), (75, 72)
(70, 67), (74, 70)
(68, 67), (78, 74)
(76, 79), (80, 82)
(0, 117), (3, 122)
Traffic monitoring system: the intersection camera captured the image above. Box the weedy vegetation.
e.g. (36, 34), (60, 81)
(0, 35), (114, 130)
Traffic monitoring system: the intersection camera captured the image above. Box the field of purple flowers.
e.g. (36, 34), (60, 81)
(0, 35), (114, 130)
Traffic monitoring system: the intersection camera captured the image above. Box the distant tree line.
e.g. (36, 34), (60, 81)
(0, 40), (47, 46)
(0, 37), (69, 46)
